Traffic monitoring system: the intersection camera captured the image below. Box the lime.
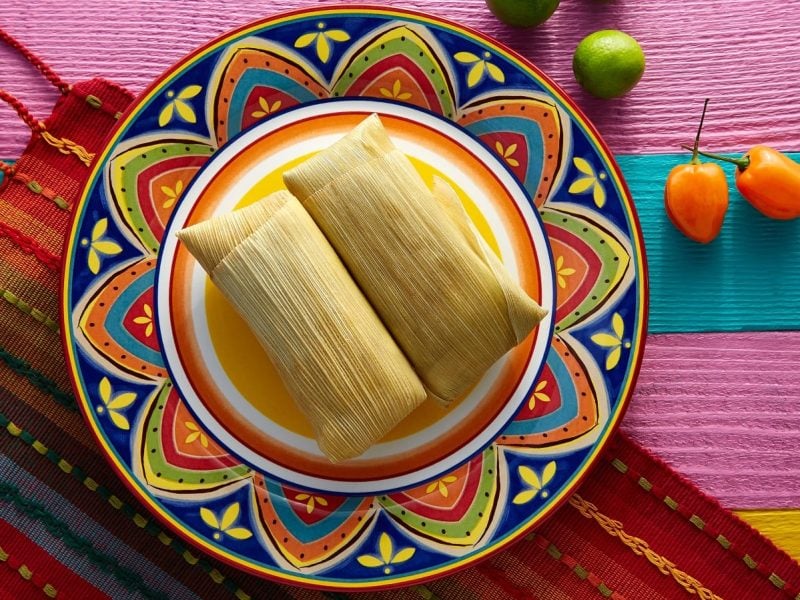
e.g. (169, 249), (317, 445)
(485, 0), (560, 28)
(573, 30), (645, 99)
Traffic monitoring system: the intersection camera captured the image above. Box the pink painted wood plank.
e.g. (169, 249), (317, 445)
(622, 332), (800, 509)
(1, 0), (799, 157)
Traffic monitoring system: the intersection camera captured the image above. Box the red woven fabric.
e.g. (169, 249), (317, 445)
(0, 44), (798, 600)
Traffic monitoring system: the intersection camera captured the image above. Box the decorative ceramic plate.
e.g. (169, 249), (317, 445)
(63, 7), (647, 591)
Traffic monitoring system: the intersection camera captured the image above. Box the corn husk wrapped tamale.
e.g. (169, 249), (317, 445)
(176, 191), (427, 462)
(283, 115), (548, 404)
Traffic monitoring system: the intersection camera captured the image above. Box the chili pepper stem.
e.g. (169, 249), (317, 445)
(689, 98), (710, 165)
(679, 144), (750, 170)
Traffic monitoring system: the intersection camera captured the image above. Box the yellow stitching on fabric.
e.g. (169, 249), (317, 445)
(690, 515), (706, 530)
(85, 94), (103, 109)
(413, 584), (442, 600)
(39, 126), (95, 166)
(637, 476), (652, 492)
(569, 494), (723, 600)
(0, 544), (59, 598)
(0, 414), (252, 600)
(11, 171), (71, 210)
(770, 573), (786, 589)
(209, 569), (225, 584)
(0, 290), (60, 333)
(609, 456), (800, 599)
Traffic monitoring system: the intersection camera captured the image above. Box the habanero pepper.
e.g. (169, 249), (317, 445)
(665, 99), (729, 243)
(688, 145), (800, 220)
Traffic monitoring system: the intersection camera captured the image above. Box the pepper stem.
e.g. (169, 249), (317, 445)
(679, 144), (750, 170)
(690, 98), (710, 165)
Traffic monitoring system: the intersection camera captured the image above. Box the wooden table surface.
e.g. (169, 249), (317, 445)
(2, 0), (799, 558)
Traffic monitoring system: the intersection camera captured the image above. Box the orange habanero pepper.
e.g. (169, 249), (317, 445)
(665, 99), (729, 243)
(692, 145), (800, 220)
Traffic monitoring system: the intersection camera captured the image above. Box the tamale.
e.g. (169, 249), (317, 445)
(283, 115), (548, 404)
(176, 191), (427, 462)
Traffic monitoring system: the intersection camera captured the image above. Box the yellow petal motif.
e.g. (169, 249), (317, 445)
(316, 33), (331, 63)
(518, 465), (542, 490)
(591, 333), (621, 348)
(220, 503), (240, 530)
(87, 248), (100, 274)
(542, 461), (557, 486)
(606, 346), (622, 370)
(225, 527), (252, 540)
(185, 431), (200, 444)
(454, 51), (480, 64)
(573, 157), (594, 176)
(200, 507), (219, 529)
(357, 555), (384, 568)
(612, 313), (625, 339)
(378, 533), (393, 564)
(99, 377), (111, 404)
(512, 489), (539, 505)
(174, 99), (197, 124)
(325, 29), (350, 42)
(294, 32), (318, 48)
(486, 62), (505, 83)
(593, 182), (606, 207)
(109, 411), (130, 430)
(178, 85), (202, 100)
(438, 481), (448, 498)
(158, 102), (174, 127)
(425, 482), (437, 494)
(92, 241), (122, 255)
(185, 421), (198, 432)
(258, 97), (270, 112)
(108, 392), (136, 410)
(91, 218), (108, 242)
(316, 497), (328, 507)
(392, 547), (415, 564)
(466, 62), (485, 87)
(568, 177), (595, 194)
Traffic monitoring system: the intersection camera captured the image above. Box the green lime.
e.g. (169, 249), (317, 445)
(573, 30), (645, 99)
(485, 0), (560, 28)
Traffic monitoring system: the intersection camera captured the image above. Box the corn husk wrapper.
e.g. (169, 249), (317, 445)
(176, 191), (427, 462)
(283, 115), (548, 404)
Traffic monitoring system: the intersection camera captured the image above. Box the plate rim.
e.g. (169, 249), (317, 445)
(60, 4), (649, 591)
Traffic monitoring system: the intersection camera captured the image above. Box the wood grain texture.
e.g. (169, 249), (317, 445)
(1, 0), (799, 157)
(617, 153), (800, 334)
(622, 332), (800, 509)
